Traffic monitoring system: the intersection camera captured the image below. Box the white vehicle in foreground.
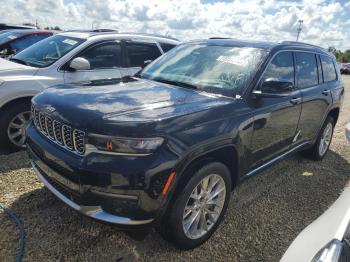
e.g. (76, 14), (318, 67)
(282, 126), (350, 261)
(0, 31), (179, 151)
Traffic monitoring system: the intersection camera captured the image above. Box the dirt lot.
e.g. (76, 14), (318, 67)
(1, 76), (350, 262)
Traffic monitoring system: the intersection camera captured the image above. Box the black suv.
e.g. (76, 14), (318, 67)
(26, 39), (344, 249)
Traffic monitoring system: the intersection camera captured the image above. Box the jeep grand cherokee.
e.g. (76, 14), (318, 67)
(26, 39), (344, 249)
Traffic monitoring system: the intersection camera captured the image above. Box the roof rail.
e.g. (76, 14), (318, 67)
(279, 41), (325, 50)
(121, 32), (180, 42)
(64, 30), (180, 42)
(209, 37), (232, 39)
(65, 29), (118, 33)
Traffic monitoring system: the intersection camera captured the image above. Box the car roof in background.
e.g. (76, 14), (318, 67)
(58, 31), (181, 44)
(0, 29), (54, 35)
(0, 23), (37, 29)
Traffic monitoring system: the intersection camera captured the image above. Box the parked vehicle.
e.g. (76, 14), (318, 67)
(281, 185), (350, 262)
(0, 30), (54, 58)
(0, 32), (180, 151)
(340, 63), (350, 74)
(0, 23), (36, 31)
(26, 39), (344, 249)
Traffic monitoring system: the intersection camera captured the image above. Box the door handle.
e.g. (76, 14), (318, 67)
(290, 97), (301, 105)
(322, 90), (331, 96)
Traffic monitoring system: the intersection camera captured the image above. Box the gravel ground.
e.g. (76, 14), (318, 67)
(1, 76), (350, 262)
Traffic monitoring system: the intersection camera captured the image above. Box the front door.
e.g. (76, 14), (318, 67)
(249, 51), (302, 169)
(64, 41), (129, 83)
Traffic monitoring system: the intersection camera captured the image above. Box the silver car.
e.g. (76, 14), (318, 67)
(0, 31), (179, 151)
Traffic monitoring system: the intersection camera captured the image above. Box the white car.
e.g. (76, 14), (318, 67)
(0, 31), (179, 151)
(346, 123), (350, 142)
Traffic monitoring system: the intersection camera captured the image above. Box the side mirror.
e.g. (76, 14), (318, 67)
(69, 57), (90, 71)
(253, 79), (294, 98)
(142, 59), (153, 68)
(0, 48), (10, 57)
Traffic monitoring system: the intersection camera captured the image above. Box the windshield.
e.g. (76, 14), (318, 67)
(140, 44), (267, 96)
(0, 31), (25, 45)
(11, 35), (85, 68)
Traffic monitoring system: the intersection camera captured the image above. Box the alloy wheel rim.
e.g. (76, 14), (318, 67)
(182, 174), (226, 239)
(319, 122), (333, 157)
(7, 111), (31, 147)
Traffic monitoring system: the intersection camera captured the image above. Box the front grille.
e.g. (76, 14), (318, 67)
(53, 121), (63, 144)
(32, 105), (86, 155)
(62, 125), (73, 150)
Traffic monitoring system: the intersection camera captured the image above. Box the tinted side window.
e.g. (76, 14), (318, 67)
(321, 55), (337, 82)
(160, 43), (176, 53)
(81, 42), (121, 69)
(295, 52), (318, 88)
(263, 51), (294, 84)
(10, 34), (50, 52)
(125, 42), (161, 67)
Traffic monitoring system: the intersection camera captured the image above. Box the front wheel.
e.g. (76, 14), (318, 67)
(162, 162), (231, 249)
(0, 101), (31, 152)
(302, 116), (334, 161)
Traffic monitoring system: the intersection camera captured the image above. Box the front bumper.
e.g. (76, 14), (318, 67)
(30, 159), (154, 225)
(26, 123), (179, 226)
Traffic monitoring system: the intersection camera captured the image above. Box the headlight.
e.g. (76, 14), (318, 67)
(88, 134), (164, 155)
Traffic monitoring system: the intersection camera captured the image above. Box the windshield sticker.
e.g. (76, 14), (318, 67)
(62, 39), (78, 45)
(7, 35), (17, 40)
(216, 55), (249, 66)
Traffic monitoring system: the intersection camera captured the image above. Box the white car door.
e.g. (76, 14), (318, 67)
(63, 40), (129, 83)
(124, 40), (163, 75)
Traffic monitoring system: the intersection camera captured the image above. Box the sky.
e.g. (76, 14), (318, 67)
(1, 0), (350, 50)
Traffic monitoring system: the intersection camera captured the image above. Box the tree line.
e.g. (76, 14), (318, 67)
(22, 23), (62, 31)
(328, 47), (350, 63)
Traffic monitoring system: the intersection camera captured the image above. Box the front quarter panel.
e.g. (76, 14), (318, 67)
(0, 72), (63, 108)
(164, 98), (254, 183)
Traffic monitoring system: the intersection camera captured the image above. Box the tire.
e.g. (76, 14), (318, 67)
(0, 100), (31, 152)
(302, 116), (335, 161)
(161, 162), (232, 249)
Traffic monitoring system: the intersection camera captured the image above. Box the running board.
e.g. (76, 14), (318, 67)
(245, 142), (310, 178)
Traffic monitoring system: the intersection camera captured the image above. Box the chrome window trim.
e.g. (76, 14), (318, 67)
(248, 49), (337, 96)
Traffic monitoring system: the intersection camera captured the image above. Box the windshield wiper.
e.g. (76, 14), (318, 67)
(133, 70), (142, 78)
(152, 78), (198, 90)
(10, 58), (29, 66)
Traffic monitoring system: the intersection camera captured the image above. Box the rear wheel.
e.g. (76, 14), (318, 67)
(161, 162), (231, 249)
(0, 101), (31, 152)
(302, 116), (334, 161)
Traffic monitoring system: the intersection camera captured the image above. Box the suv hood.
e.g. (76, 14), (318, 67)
(0, 58), (38, 77)
(33, 77), (233, 133)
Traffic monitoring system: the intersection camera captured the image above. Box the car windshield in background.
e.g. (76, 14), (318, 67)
(141, 44), (266, 96)
(11, 35), (85, 68)
(0, 31), (25, 45)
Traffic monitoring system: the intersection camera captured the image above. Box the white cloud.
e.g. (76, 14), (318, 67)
(1, 0), (349, 50)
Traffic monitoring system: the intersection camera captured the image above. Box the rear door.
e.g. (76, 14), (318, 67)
(249, 51), (302, 168)
(63, 40), (128, 83)
(295, 52), (333, 143)
(124, 40), (163, 75)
